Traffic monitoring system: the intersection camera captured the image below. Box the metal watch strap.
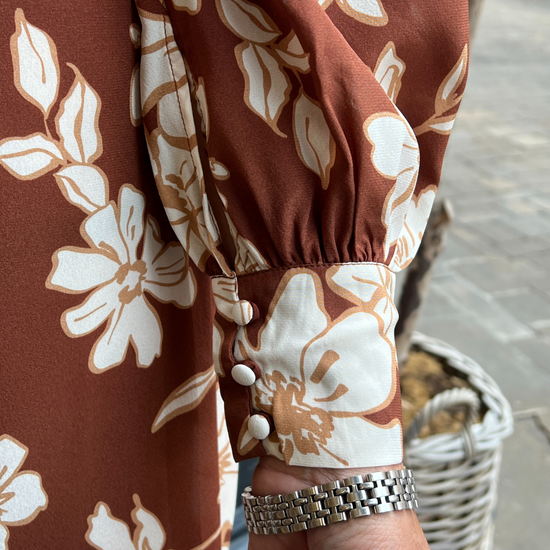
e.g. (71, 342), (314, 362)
(242, 468), (418, 535)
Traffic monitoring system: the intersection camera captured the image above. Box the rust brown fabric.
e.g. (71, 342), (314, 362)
(0, 0), (468, 547)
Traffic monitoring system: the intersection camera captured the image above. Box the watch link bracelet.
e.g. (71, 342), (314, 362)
(242, 468), (418, 535)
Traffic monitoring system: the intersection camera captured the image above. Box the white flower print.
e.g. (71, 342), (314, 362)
(414, 45), (469, 136)
(86, 495), (168, 550)
(0, 435), (48, 548)
(389, 187), (437, 271)
(363, 113), (420, 261)
(319, 0), (388, 27)
(235, 268), (402, 468)
(47, 184), (196, 373)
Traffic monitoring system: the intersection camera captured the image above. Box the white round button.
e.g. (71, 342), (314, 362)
(232, 300), (254, 326)
(231, 364), (256, 386)
(248, 414), (271, 440)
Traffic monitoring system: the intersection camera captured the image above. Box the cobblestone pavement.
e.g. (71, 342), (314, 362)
(412, 0), (550, 547)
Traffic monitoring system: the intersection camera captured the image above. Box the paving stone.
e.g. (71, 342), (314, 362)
(448, 188), (499, 206)
(496, 235), (550, 257)
(429, 274), (533, 342)
(439, 234), (478, 261)
(468, 218), (523, 242)
(512, 337), (550, 376)
(513, 168), (550, 188)
(500, 212), (550, 237)
(458, 144), (519, 161)
(469, 242), (505, 258)
(494, 288), (550, 327)
(450, 225), (495, 250)
(528, 193), (550, 210)
(479, 176), (519, 192)
(501, 196), (540, 214)
(503, 256), (550, 293)
(451, 201), (500, 223)
(493, 421), (550, 550)
(466, 156), (517, 178)
(524, 248), (550, 270)
(508, 132), (550, 148)
(416, 284), (459, 319)
(415, 312), (550, 410)
(439, 165), (486, 192)
(452, 257), (526, 294)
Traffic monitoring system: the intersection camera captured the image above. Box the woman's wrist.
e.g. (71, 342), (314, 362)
(252, 454), (405, 493)
(250, 455), (429, 550)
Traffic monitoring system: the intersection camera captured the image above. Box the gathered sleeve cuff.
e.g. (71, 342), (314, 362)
(212, 262), (403, 468)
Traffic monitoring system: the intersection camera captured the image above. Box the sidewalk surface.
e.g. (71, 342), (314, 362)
(414, 0), (550, 547)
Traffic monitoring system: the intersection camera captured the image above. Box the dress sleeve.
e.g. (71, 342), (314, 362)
(135, 0), (469, 468)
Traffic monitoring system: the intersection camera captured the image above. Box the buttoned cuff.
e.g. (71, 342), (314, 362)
(212, 263), (403, 469)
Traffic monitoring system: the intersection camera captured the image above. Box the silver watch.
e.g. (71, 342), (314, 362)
(242, 468), (418, 535)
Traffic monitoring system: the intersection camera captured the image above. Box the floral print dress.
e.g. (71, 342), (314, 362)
(0, 0), (469, 547)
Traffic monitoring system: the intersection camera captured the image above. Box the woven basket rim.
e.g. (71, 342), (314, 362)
(404, 332), (514, 463)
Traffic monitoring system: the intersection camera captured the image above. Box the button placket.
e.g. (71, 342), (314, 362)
(248, 414), (272, 440)
(228, 297), (273, 441)
(231, 364), (257, 386)
(231, 300), (258, 326)
(231, 359), (261, 386)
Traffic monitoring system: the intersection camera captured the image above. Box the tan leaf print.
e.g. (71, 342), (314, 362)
(129, 23), (141, 49)
(414, 44), (468, 136)
(274, 31), (310, 74)
(212, 275), (239, 322)
(216, 0), (281, 44)
(388, 187), (436, 271)
(152, 367), (217, 432)
(213, 320), (224, 376)
(173, 0), (202, 15)
(217, 191), (269, 274)
(293, 89), (336, 189)
(374, 42), (405, 103)
(319, 0), (388, 27)
(55, 64), (102, 164)
(230, 217), (269, 274)
(209, 158), (230, 180)
(436, 44), (469, 113)
(237, 415), (260, 456)
(129, 63), (142, 127)
(0, 133), (64, 180)
(194, 77), (209, 140)
(235, 42), (291, 137)
(188, 75), (231, 183)
(54, 164), (109, 214)
(10, 8), (60, 117)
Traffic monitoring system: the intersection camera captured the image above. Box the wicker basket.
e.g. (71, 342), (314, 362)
(403, 333), (514, 550)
